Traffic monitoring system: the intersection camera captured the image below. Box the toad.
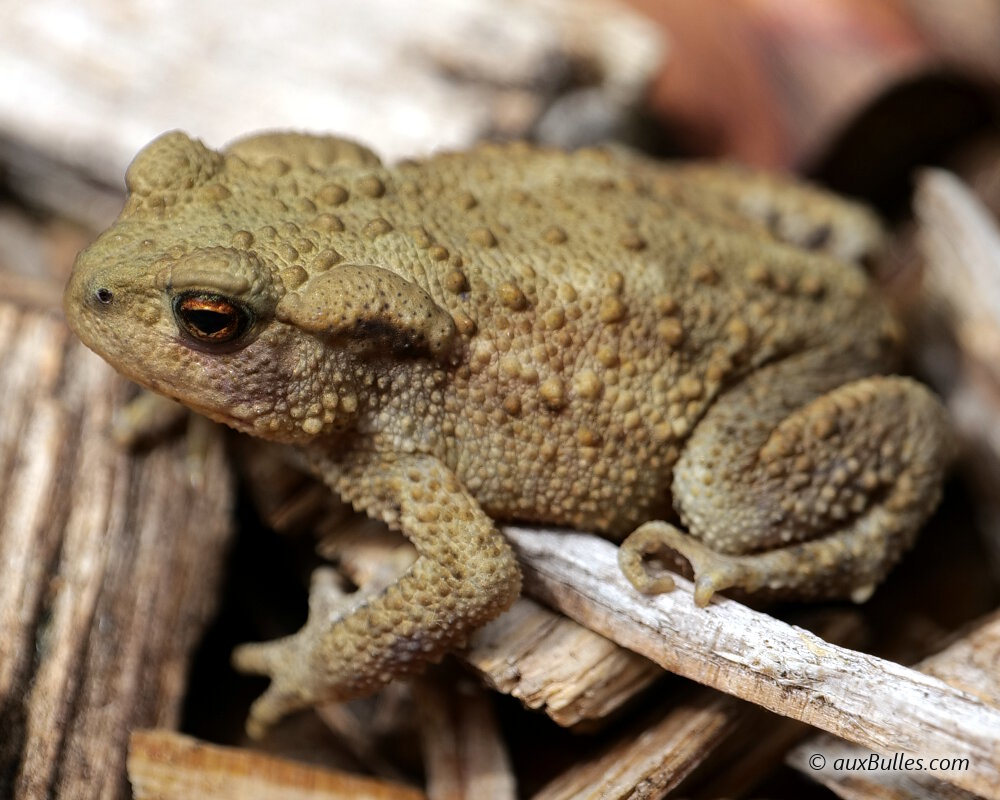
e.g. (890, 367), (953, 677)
(64, 131), (951, 735)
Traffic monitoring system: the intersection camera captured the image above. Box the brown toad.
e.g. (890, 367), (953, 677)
(64, 131), (951, 735)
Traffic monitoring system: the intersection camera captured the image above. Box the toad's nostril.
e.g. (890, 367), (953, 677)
(95, 287), (114, 304)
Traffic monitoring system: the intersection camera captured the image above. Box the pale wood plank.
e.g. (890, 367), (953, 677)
(0, 299), (235, 799)
(0, 0), (661, 224)
(129, 730), (426, 800)
(916, 168), (1000, 387)
(912, 168), (1000, 575)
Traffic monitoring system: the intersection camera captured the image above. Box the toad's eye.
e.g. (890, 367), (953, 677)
(172, 293), (253, 346)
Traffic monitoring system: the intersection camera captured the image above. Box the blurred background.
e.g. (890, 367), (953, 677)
(2, 0), (998, 226)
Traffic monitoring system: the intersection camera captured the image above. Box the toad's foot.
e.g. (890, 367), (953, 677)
(232, 568), (395, 738)
(621, 515), (907, 607)
(621, 522), (763, 606)
(622, 351), (952, 606)
(232, 454), (521, 738)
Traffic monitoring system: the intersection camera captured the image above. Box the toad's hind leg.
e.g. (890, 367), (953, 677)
(620, 353), (952, 605)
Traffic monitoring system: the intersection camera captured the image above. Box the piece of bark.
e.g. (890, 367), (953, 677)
(502, 526), (1000, 799)
(531, 689), (735, 800)
(0, 296), (235, 799)
(466, 597), (661, 728)
(319, 518), (662, 728)
(128, 730), (426, 800)
(787, 609), (1000, 799)
(676, 709), (812, 800)
(413, 674), (516, 800)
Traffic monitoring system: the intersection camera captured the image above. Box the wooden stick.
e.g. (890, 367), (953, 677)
(533, 609), (861, 799)
(413, 674), (516, 800)
(129, 730), (426, 800)
(504, 526), (1000, 799)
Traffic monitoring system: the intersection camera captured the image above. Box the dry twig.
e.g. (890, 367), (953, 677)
(505, 525), (1000, 799)
(787, 609), (1000, 799)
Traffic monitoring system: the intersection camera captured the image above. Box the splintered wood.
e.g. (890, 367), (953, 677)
(0, 298), (235, 800)
(504, 526), (1000, 799)
(466, 597), (661, 728)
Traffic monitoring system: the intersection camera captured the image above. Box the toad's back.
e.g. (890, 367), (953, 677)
(308, 144), (899, 534)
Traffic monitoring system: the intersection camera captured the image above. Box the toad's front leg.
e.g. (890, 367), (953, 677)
(232, 453), (521, 738)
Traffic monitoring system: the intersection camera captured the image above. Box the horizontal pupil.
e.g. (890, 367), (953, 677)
(173, 293), (252, 346)
(186, 308), (234, 336)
